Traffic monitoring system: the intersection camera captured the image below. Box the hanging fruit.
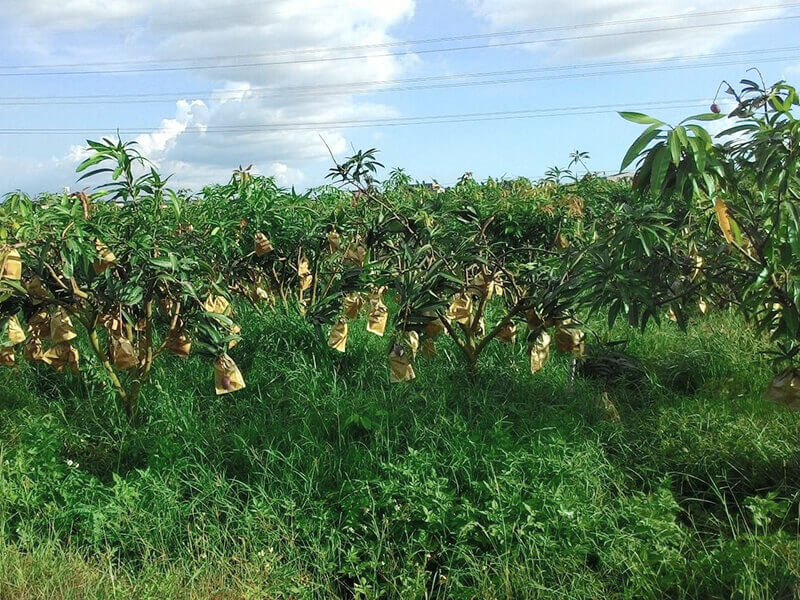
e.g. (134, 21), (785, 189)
(421, 337), (436, 358)
(24, 338), (45, 362)
(525, 309), (544, 330)
(27, 310), (51, 340)
(1, 248), (22, 281)
(328, 319), (348, 352)
(298, 257), (313, 292)
(343, 242), (367, 267)
(93, 240), (117, 274)
(327, 229), (341, 253)
(6, 316), (25, 345)
(424, 314), (445, 338)
(530, 330), (552, 374)
(367, 299), (388, 336)
(42, 342), (80, 373)
(555, 324), (585, 358)
(50, 307), (77, 344)
(214, 354), (246, 395)
(160, 297), (176, 316)
(446, 293), (472, 325)
(404, 330), (420, 359)
(342, 293), (364, 320)
(228, 323), (241, 349)
(0, 347), (15, 367)
(714, 198), (734, 243)
(388, 344), (415, 383)
(254, 232), (273, 257)
(203, 295), (230, 315)
(110, 336), (138, 370)
(165, 319), (191, 358)
(25, 276), (50, 305)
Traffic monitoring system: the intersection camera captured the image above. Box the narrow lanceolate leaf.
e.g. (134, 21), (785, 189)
(620, 124), (661, 171)
(668, 129), (682, 165)
(76, 153), (106, 173)
(649, 146), (671, 198)
(619, 112), (665, 126)
(714, 198), (734, 243)
(681, 113), (725, 123)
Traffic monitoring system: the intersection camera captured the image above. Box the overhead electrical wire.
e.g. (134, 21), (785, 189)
(1, 14), (798, 76)
(0, 98), (715, 136)
(1, 51), (797, 108)
(3, 2), (798, 70)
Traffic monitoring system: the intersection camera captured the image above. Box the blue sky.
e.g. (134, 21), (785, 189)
(0, 0), (798, 193)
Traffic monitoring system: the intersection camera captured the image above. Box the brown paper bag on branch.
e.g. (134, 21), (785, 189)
(1, 248), (22, 281)
(367, 300), (388, 336)
(43, 342), (80, 372)
(327, 230), (341, 253)
(328, 319), (348, 352)
(343, 293), (364, 320)
(214, 354), (246, 395)
(389, 345), (415, 383)
(110, 335), (138, 370)
(254, 232), (273, 257)
(446, 294), (472, 325)
(93, 240), (117, 275)
(7, 316), (25, 345)
(50, 307), (77, 344)
(530, 330), (552, 374)
(0, 347), (15, 367)
(555, 325), (585, 358)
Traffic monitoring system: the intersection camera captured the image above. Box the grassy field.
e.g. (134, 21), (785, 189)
(0, 306), (798, 599)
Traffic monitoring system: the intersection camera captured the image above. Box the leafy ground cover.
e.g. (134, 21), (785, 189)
(0, 307), (797, 599)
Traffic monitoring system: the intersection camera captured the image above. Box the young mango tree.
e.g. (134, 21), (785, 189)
(0, 138), (243, 423)
(617, 74), (800, 409)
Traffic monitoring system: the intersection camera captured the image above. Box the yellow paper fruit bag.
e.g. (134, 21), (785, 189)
(389, 345), (415, 383)
(530, 330), (552, 374)
(7, 316), (25, 345)
(254, 232), (273, 256)
(50, 307), (77, 344)
(214, 354), (246, 395)
(328, 319), (348, 352)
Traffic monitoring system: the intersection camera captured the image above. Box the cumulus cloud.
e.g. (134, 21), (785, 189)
(466, 0), (787, 60)
(0, 0), (416, 191)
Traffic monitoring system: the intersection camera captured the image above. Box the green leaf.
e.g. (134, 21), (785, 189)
(620, 124), (661, 171)
(650, 146), (671, 198)
(619, 112), (665, 126)
(75, 153), (106, 173)
(668, 129), (682, 165)
(681, 113), (725, 123)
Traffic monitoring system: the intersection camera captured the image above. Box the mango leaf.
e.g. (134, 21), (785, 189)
(681, 113), (725, 123)
(620, 124), (661, 171)
(649, 146), (671, 198)
(668, 129), (682, 165)
(619, 112), (665, 126)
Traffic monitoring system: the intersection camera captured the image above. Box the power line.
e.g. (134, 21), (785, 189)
(3, 3), (797, 70)
(0, 98), (713, 136)
(1, 46), (795, 105)
(2, 52), (797, 107)
(1, 14), (796, 77)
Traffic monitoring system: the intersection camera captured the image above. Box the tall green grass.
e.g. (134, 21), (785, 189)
(0, 308), (797, 599)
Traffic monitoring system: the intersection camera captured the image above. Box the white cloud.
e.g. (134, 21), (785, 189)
(466, 0), (787, 60)
(0, 0), (416, 191)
